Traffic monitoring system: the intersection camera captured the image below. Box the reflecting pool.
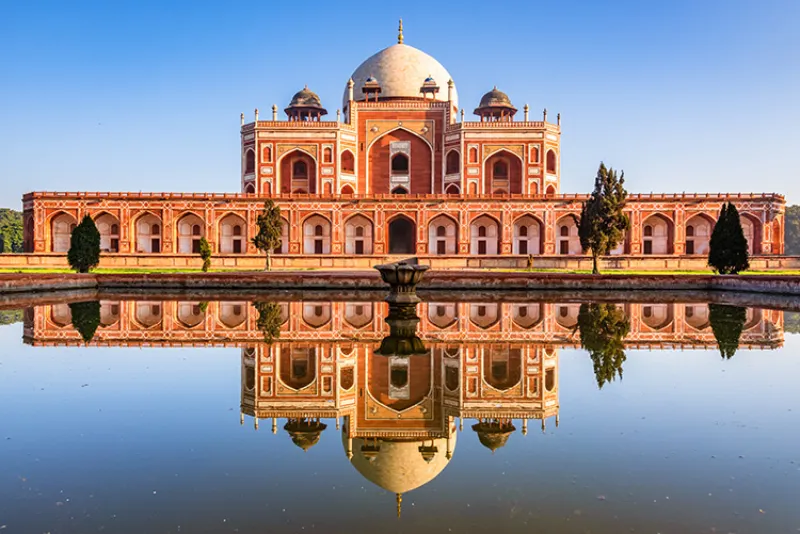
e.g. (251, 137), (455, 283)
(0, 294), (798, 533)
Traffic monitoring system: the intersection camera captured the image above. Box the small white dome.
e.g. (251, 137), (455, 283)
(343, 43), (458, 110)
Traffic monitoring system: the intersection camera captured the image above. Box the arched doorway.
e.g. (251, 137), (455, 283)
(388, 216), (415, 254)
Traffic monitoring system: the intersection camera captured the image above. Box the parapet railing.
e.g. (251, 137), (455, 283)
(23, 191), (786, 202)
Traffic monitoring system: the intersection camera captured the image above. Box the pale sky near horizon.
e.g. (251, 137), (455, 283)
(1, 0), (798, 208)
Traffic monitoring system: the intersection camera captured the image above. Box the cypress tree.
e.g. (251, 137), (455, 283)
(577, 302), (630, 388)
(199, 237), (212, 272)
(67, 215), (101, 273)
(251, 200), (283, 271)
(709, 304), (747, 359)
(708, 202), (749, 274)
(578, 163), (630, 274)
(69, 300), (101, 343)
(252, 301), (282, 344)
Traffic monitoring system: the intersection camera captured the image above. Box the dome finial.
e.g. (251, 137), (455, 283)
(398, 19), (404, 44)
(396, 493), (403, 518)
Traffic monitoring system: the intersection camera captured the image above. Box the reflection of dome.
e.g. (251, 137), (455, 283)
(284, 419), (327, 451)
(343, 39), (458, 109)
(472, 421), (516, 453)
(343, 430), (456, 494)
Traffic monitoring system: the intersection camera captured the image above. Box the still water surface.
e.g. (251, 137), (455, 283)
(0, 296), (798, 533)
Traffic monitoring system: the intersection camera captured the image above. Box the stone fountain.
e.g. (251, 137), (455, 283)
(373, 257), (429, 304)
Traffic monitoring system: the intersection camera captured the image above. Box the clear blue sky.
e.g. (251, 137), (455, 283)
(1, 0), (798, 208)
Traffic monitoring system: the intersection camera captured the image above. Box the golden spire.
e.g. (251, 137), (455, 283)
(398, 19), (404, 44)
(396, 493), (403, 518)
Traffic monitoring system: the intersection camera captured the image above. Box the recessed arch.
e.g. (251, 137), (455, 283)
(513, 214), (544, 255)
(641, 304), (674, 330)
(344, 302), (374, 329)
(176, 301), (205, 329)
(344, 214), (373, 255)
(469, 303), (500, 329)
(175, 212), (205, 254)
(302, 214), (331, 254)
(278, 148), (317, 195)
(367, 127), (432, 195)
(279, 346), (317, 391)
(445, 149), (460, 175)
(684, 304), (710, 330)
(546, 149), (557, 174)
(132, 211), (162, 253)
(134, 301), (163, 329)
(341, 150), (355, 174)
(427, 302), (458, 329)
(444, 183), (461, 195)
(428, 214), (458, 255)
(387, 214), (416, 255)
(340, 184), (355, 195)
(641, 213), (674, 255)
(219, 302), (247, 328)
(368, 351), (432, 412)
(244, 147), (255, 174)
(470, 214), (500, 255)
(511, 303), (543, 329)
(685, 213), (715, 255)
(483, 346), (522, 391)
(739, 212), (762, 255)
(302, 302), (332, 328)
(92, 211), (121, 253)
(483, 149), (523, 195)
(219, 213), (247, 254)
(555, 215), (580, 255)
(50, 211), (77, 253)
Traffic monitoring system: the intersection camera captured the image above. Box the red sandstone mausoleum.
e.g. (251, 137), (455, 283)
(18, 22), (787, 270)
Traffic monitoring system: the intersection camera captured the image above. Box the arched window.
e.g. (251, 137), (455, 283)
(468, 146), (478, 163)
(436, 225), (446, 237)
(391, 153), (409, 174)
(644, 225), (653, 237)
(391, 186), (408, 195)
(341, 150), (355, 173)
(264, 146), (272, 163)
(244, 149), (255, 174)
(560, 226), (569, 237)
(546, 150), (557, 173)
(293, 160), (307, 179)
(446, 151), (460, 174)
(519, 226), (528, 237)
(686, 225), (694, 237)
(531, 145), (540, 163)
(341, 184), (355, 195)
(493, 161), (508, 179)
(445, 184), (460, 195)
(314, 224), (323, 236)
(323, 147), (333, 163)
(244, 182), (256, 194)
(355, 226), (364, 237)
(233, 225), (241, 236)
(478, 226), (487, 237)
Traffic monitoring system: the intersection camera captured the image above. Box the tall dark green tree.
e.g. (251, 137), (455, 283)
(577, 302), (630, 388)
(708, 202), (750, 274)
(708, 303), (747, 359)
(578, 163), (630, 274)
(252, 301), (282, 344)
(199, 237), (212, 272)
(251, 200), (283, 271)
(784, 205), (800, 255)
(67, 215), (101, 273)
(69, 300), (101, 343)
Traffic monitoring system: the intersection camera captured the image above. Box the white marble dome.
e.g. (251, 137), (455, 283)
(344, 431), (456, 495)
(343, 43), (458, 110)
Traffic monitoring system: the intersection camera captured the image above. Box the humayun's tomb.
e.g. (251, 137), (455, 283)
(17, 22), (787, 270)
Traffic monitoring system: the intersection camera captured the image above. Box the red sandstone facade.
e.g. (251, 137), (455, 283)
(20, 25), (786, 267)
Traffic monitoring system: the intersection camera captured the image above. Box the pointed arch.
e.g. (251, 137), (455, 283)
(428, 214), (459, 255)
(344, 302), (374, 329)
(278, 148), (318, 195)
(219, 213), (247, 254)
(132, 211), (162, 253)
(512, 214), (544, 255)
(511, 303), (543, 329)
(49, 211), (77, 253)
(685, 213), (715, 255)
(340, 184), (355, 195)
(640, 304), (674, 330)
(739, 212), (762, 255)
(469, 303), (500, 329)
(92, 211), (121, 253)
(641, 213), (674, 255)
(175, 212), (205, 254)
(367, 127), (432, 195)
(546, 149), (557, 174)
(279, 345), (317, 391)
(483, 149), (523, 194)
(340, 149), (355, 174)
(427, 302), (458, 329)
(344, 214), (373, 254)
(483, 346), (522, 391)
(302, 214), (331, 254)
(244, 147), (256, 174)
(445, 149), (460, 175)
(470, 214), (500, 255)
(219, 301), (247, 328)
(387, 214), (416, 254)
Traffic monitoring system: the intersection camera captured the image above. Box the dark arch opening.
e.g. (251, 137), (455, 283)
(391, 153), (409, 174)
(388, 217), (416, 254)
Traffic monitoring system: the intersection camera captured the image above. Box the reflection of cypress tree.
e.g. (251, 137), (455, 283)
(252, 301), (282, 344)
(69, 301), (101, 343)
(577, 303), (630, 389)
(709, 304), (747, 359)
